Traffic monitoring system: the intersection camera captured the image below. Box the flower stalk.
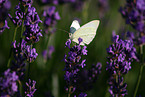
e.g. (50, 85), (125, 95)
(133, 45), (144, 97)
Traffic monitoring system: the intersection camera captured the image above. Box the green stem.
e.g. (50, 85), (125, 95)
(21, 7), (28, 38)
(18, 80), (23, 96)
(13, 26), (18, 42)
(7, 26), (18, 67)
(116, 74), (118, 97)
(21, 20), (24, 38)
(82, 0), (91, 22)
(27, 62), (31, 79)
(133, 45), (144, 97)
(27, 44), (32, 79)
(68, 86), (71, 97)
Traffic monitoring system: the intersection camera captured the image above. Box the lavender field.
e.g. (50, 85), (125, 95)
(0, 0), (145, 97)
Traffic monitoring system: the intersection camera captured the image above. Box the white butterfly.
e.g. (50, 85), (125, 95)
(69, 20), (100, 45)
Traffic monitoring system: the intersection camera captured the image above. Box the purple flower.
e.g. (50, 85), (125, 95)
(0, 20), (9, 34)
(106, 33), (137, 96)
(0, 69), (18, 96)
(8, 3), (24, 26)
(41, 0), (58, 5)
(25, 45), (38, 63)
(43, 6), (60, 34)
(19, 0), (33, 7)
(40, 0), (76, 4)
(126, 31), (145, 46)
(64, 38), (88, 96)
(24, 7), (42, 43)
(108, 76), (127, 97)
(120, 0), (145, 45)
(71, 0), (85, 11)
(0, 0), (6, 7)
(11, 39), (27, 80)
(0, 0), (10, 33)
(78, 93), (87, 97)
(42, 46), (55, 60)
(11, 39), (38, 80)
(74, 63), (102, 93)
(106, 34), (137, 75)
(59, 0), (76, 4)
(25, 79), (37, 97)
(98, 0), (109, 18)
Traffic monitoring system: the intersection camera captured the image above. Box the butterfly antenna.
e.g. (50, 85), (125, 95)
(55, 28), (69, 33)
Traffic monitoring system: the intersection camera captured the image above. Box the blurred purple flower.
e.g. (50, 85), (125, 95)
(0, 0), (10, 33)
(41, 0), (58, 5)
(71, 0), (85, 11)
(120, 0), (145, 45)
(42, 46), (55, 60)
(0, 20), (9, 34)
(19, 0), (33, 7)
(75, 63), (102, 93)
(40, 0), (75, 4)
(98, 0), (109, 18)
(43, 6), (60, 34)
(74, 93), (87, 97)
(0, 69), (18, 96)
(8, 3), (24, 26)
(25, 79), (37, 97)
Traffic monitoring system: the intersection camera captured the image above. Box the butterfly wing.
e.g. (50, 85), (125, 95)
(70, 20), (80, 34)
(71, 20), (100, 45)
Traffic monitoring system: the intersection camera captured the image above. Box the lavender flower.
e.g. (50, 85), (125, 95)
(41, 0), (58, 5)
(59, 0), (76, 4)
(120, 0), (145, 45)
(106, 34), (137, 75)
(24, 7), (42, 43)
(25, 79), (37, 97)
(108, 76), (127, 97)
(0, 0), (6, 7)
(40, 0), (75, 5)
(11, 39), (27, 80)
(43, 6), (60, 34)
(74, 93), (87, 97)
(11, 39), (38, 80)
(8, 3), (24, 26)
(106, 33), (137, 96)
(0, 0), (10, 33)
(98, 0), (109, 18)
(78, 93), (87, 97)
(0, 20), (9, 34)
(75, 63), (102, 92)
(42, 46), (55, 60)
(0, 69), (18, 96)
(71, 0), (85, 11)
(12, 39), (38, 63)
(19, 0), (33, 7)
(64, 38), (88, 96)
(25, 45), (38, 63)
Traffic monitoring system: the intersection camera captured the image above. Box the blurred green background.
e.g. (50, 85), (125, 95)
(0, 0), (145, 97)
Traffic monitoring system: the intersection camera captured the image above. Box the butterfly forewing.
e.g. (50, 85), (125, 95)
(72, 20), (100, 45)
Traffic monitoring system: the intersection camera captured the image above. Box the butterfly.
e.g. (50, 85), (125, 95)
(69, 20), (100, 45)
